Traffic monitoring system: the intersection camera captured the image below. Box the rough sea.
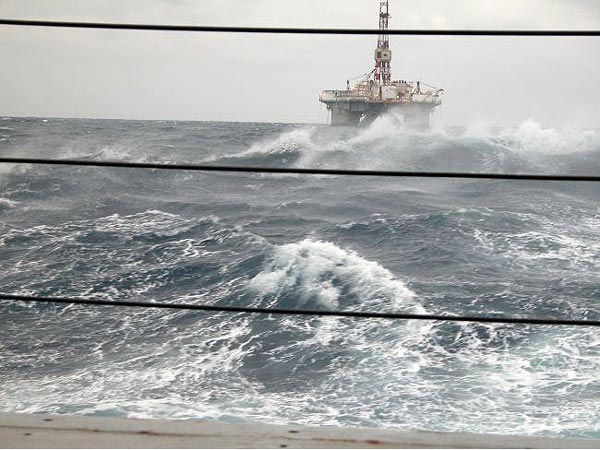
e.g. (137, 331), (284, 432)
(0, 116), (599, 439)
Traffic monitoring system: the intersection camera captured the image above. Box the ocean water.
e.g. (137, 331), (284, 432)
(0, 116), (599, 438)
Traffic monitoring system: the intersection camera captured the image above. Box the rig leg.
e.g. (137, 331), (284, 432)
(402, 109), (432, 130)
(329, 105), (363, 126)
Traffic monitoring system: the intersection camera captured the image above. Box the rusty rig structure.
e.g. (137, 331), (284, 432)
(319, 0), (444, 127)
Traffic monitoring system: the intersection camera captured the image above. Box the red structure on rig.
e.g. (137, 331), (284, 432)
(374, 0), (392, 86)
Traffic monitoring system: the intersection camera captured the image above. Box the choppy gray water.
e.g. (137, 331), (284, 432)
(0, 116), (599, 438)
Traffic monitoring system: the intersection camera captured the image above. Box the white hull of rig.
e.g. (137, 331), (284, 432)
(320, 83), (442, 128)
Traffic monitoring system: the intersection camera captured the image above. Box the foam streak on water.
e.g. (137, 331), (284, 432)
(0, 117), (599, 439)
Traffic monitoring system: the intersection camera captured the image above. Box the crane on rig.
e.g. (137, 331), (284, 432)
(319, 0), (444, 127)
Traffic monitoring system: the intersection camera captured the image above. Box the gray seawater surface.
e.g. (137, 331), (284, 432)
(0, 116), (599, 438)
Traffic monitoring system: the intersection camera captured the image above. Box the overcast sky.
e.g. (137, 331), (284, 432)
(1, 0), (600, 127)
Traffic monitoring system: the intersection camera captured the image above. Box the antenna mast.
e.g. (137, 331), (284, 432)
(374, 0), (392, 86)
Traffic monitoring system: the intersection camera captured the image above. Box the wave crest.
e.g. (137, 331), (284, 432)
(249, 239), (418, 311)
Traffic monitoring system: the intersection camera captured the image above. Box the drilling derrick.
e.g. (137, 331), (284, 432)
(374, 1), (392, 86)
(319, 0), (444, 127)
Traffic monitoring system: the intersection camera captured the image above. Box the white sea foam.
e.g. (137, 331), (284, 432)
(351, 118), (600, 165)
(89, 210), (204, 238)
(497, 120), (600, 155)
(348, 113), (413, 144)
(249, 239), (418, 311)
(87, 144), (145, 162)
(245, 128), (314, 156)
(0, 163), (26, 175)
(473, 218), (600, 272)
(199, 118), (600, 177)
(205, 128), (315, 162)
(0, 197), (18, 208)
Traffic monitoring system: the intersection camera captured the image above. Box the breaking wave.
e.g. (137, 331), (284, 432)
(204, 128), (315, 165)
(200, 119), (600, 177)
(249, 239), (418, 311)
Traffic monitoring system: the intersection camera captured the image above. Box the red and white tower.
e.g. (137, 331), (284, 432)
(374, 0), (392, 86)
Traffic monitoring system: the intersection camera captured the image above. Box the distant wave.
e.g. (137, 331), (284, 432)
(199, 119), (600, 177)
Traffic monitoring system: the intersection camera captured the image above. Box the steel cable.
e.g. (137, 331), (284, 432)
(1, 293), (599, 327)
(2, 157), (600, 182)
(1, 19), (600, 36)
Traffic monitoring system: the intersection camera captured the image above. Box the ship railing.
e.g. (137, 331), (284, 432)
(415, 95), (443, 104)
(321, 90), (368, 98)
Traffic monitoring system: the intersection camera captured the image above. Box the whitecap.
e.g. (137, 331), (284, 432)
(205, 128), (315, 162)
(0, 197), (18, 208)
(498, 120), (600, 155)
(249, 238), (417, 311)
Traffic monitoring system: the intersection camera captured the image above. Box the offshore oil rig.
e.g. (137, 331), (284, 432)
(319, 0), (444, 127)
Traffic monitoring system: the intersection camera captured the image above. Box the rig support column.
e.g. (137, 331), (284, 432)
(401, 106), (433, 129)
(329, 104), (364, 126)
